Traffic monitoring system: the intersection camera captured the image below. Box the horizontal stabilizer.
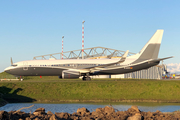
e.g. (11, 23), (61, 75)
(148, 56), (174, 63)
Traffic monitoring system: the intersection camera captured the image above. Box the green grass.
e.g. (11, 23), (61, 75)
(0, 78), (180, 103)
(0, 72), (60, 80)
(0, 72), (17, 79)
(0, 98), (7, 106)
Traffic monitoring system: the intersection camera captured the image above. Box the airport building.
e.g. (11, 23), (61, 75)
(90, 64), (167, 79)
(33, 46), (167, 79)
(123, 65), (167, 79)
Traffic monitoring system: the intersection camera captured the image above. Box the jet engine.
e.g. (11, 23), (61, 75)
(62, 70), (80, 79)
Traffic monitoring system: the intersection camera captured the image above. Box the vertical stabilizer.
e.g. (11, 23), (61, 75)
(138, 30), (164, 60)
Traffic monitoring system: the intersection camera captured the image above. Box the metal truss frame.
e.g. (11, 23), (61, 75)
(33, 46), (135, 60)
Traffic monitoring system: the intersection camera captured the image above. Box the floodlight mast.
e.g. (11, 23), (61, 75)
(62, 36), (64, 59)
(82, 21), (85, 59)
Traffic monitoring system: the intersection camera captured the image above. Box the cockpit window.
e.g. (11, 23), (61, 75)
(11, 64), (17, 67)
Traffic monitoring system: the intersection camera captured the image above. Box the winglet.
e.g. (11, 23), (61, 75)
(118, 50), (129, 63)
(11, 57), (13, 65)
(122, 50), (129, 58)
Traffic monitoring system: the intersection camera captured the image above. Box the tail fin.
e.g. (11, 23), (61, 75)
(138, 30), (164, 60)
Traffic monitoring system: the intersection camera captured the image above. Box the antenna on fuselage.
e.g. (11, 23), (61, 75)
(11, 57), (13, 65)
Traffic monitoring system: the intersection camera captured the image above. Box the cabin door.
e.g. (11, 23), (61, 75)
(23, 62), (28, 70)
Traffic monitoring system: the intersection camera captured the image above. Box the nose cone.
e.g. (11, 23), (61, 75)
(4, 66), (15, 75)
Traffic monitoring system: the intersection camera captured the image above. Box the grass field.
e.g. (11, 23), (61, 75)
(0, 71), (180, 103)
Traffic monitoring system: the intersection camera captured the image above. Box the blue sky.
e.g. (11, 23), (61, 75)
(0, 0), (180, 73)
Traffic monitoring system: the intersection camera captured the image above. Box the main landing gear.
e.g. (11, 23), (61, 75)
(82, 73), (91, 81)
(82, 76), (91, 81)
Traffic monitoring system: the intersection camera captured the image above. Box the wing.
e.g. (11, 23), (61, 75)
(80, 50), (129, 73)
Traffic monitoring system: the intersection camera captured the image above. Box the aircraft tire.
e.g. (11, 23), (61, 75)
(86, 77), (91, 81)
(82, 77), (87, 81)
(82, 77), (91, 81)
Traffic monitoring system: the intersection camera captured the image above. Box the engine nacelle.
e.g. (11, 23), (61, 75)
(62, 70), (80, 79)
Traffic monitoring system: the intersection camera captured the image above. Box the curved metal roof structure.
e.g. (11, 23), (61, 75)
(33, 46), (136, 60)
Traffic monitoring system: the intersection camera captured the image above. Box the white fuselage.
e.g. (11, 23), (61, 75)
(4, 54), (159, 77)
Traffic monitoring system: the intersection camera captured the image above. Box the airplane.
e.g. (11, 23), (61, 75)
(4, 30), (173, 80)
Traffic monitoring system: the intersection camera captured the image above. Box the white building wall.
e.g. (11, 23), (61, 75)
(111, 74), (124, 78)
(124, 65), (166, 79)
(91, 75), (110, 78)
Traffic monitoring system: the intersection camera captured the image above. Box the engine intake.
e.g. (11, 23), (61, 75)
(62, 70), (80, 79)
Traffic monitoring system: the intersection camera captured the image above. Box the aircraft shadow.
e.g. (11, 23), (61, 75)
(0, 86), (36, 103)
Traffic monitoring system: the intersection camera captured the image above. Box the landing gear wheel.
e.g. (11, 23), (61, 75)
(86, 77), (91, 81)
(82, 73), (91, 81)
(82, 77), (87, 81)
(82, 76), (91, 81)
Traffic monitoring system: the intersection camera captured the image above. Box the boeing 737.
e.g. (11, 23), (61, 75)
(4, 30), (173, 80)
